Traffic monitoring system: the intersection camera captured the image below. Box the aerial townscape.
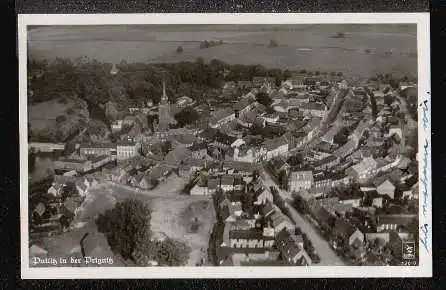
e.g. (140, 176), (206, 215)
(27, 25), (419, 267)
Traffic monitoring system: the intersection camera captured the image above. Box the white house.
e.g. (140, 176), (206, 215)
(111, 120), (123, 132)
(376, 179), (396, 200)
(231, 138), (246, 148)
(289, 171), (314, 191)
(117, 141), (138, 161)
(262, 138), (289, 161)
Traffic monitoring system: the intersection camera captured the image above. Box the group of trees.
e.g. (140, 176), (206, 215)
(333, 126), (351, 145)
(96, 198), (190, 266)
(29, 56), (339, 124)
(61, 181), (80, 203)
(328, 183), (362, 199)
(255, 91), (273, 107)
(173, 107), (200, 127)
(199, 40), (224, 49)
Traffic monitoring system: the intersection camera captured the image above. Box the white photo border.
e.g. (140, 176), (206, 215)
(18, 13), (432, 279)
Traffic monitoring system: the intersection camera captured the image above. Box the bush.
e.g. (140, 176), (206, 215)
(310, 253), (321, 264)
(56, 115), (67, 124)
(200, 41), (210, 49)
(65, 107), (75, 115)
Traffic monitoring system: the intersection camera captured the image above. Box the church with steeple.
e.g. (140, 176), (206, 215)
(155, 75), (177, 139)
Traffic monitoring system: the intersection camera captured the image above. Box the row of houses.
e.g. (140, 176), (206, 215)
(79, 142), (138, 161)
(216, 190), (312, 266)
(102, 162), (171, 190)
(53, 155), (114, 174)
(301, 192), (416, 261)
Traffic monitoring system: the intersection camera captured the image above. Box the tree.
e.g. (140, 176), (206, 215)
(199, 41), (210, 49)
(61, 182), (79, 202)
(384, 94), (394, 106)
(29, 148), (36, 173)
(241, 190), (255, 215)
(369, 93), (378, 119)
(96, 198), (151, 261)
(105, 101), (119, 121)
(133, 232), (190, 266)
(161, 141), (172, 155)
(56, 115), (67, 124)
(279, 170), (289, 190)
(252, 170), (260, 182)
(287, 154), (302, 166)
(174, 108), (200, 127)
(333, 127), (349, 145)
(255, 92), (273, 107)
(283, 69), (292, 81)
(62, 142), (76, 157)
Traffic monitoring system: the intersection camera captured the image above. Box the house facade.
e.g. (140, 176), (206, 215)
(117, 141), (138, 161)
(288, 171), (314, 191)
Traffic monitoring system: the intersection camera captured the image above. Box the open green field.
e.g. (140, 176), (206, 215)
(28, 24), (417, 78)
(28, 97), (89, 142)
(28, 98), (75, 132)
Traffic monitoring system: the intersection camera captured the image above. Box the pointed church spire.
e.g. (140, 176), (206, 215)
(163, 76), (166, 98)
(162, 73), (167, 102)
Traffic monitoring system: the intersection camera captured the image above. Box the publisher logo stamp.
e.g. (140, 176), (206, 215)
(402, 241), (416, 260)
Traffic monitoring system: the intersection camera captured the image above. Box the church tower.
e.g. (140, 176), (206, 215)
(157, 76), (170, 134)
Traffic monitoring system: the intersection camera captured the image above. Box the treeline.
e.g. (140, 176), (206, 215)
(199, 40), (224, 49)
(28, 56), (311, 110)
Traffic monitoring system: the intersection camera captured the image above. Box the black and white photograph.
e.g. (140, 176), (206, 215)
(19, 13), (432, 278)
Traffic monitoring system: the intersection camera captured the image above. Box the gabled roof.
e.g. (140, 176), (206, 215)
(210, 108), (235, 125)
(299, 102), (326, 111)
(311, 155), (338, 168)
(262, 137), (288, 151)
(148, 165), (169, 180)
(63, 197), (80, 213)
(34, 202), (46, 217)
(233, 97), (254, 111)
(80, 142), (117, 149)
(199, 128), (218, 139)
(290, 171), (314, 182)
(169, 133), (197, 145)
(334, 218), (358, 237)
(208, 178), (219, 190)
(376, 214), (416, 226)
(164, 148), (192, 165)
(270, 212), (293, 228)
(221, 175), (235, 186)
(373, 177), (396, 188)
(261, 201), (275, 217)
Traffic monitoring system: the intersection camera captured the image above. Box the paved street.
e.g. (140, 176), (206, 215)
(260, 169), (346, 266)
(394, 91), (417, 132)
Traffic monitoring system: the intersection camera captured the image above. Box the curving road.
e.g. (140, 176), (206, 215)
(260, 169), (346, 266)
